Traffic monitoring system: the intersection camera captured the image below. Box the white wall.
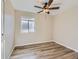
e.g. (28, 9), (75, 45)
(52, 5), (78, 52)
(3, 0), (15, 59)
(15, 10), (53, 46)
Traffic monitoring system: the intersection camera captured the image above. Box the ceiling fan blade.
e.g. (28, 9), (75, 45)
(37, 10), (43, 13)
(34, 6), (43, 9)
(47, 0), (53, 7)
(49, 7), (60, 10)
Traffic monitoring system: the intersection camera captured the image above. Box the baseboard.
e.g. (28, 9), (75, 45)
(53, 40), (78, 52)
(15, 40), (53, 47)
(8, 46), (15, 59)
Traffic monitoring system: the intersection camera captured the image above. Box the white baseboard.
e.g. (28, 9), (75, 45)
(53, 40), (78, 52)
(9, 46), (15, 59)
(15, 40), (53, 47)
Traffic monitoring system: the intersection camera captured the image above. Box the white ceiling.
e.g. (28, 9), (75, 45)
(10, 0), (77, 15)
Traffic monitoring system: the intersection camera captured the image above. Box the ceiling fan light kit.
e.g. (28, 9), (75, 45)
(43, 9), (49, 12)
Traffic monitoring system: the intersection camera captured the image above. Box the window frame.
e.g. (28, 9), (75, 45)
(21, 17), (35, 33)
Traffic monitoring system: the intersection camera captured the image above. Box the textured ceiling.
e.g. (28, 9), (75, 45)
(10, 0), (77, 15)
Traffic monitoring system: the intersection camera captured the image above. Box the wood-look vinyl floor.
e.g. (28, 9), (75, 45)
(10, 42), (78, 59)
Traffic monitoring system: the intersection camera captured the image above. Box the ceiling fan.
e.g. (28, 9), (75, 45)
(34, 0), (60, 14)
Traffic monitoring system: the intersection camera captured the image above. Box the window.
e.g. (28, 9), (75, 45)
(21, 17), (35, 32)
